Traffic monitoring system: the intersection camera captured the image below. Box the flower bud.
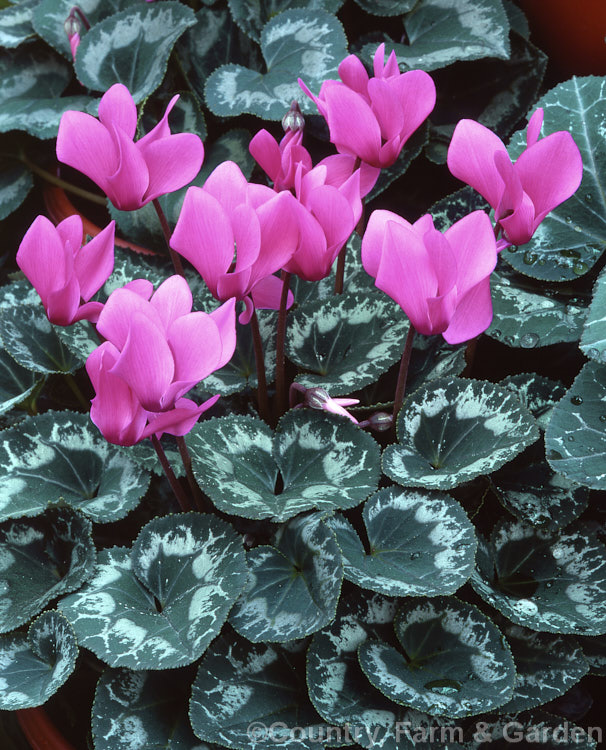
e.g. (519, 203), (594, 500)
(64, 13), (81, 38)
(282, 101), (305, 133)
(305, 387), (331, 409)
(366, 411), (393, 432)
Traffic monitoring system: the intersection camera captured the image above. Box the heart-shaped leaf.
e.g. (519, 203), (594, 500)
(499, 374), (567, 431)
(0, 0), (37, 48)
(287, 292), (408, 396)
(92, 668), (205, 750)
(406, 334), (466, 395)
(190, 632), (328, 749)
(204, 9), (347, 119)
(358, 596), (516, 718)
(471, 520), (606, 635)
(228, 0), (344, 43)
(186, 410), (380, 521)
(545, 361), (606, 490)
(0, 163), (33, 220)
(577, 635), (606, 677)
(0, 508), (96, 633)
(0, 347), (39, 415)
(353, 0), (416, 17)
(497, 623), (589, 713)
(0, 610), (77, 709)
(60, 514), (248, 669)
(325, 487), (476, 597)
(383, 377), (539, 490)
(580, 266), (606, 364)
(363, 0), (510, 71)
(75, 2), (197, 102)
(230, 513), (342, 642)
(502, 76), (606, 281)
(0, 411), (151, 523)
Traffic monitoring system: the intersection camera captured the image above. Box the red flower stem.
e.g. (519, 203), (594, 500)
(392, 324), (416, 422)
(250, 309), (270, 422)
(152, 198), (185, 277)
(275, 270), (292, 417)
(176, 435), (207, 512)
(17, 707), (76, 750)
(150, 434), (191, 512)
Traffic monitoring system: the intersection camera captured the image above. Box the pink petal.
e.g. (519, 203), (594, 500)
(110, 312), (175, 411)
(142, 395), (219, 439)
(149, 275), (193, 331)
(69, 32), (79, 60)
(361, 209), (412, 278)
(426, 287), (458, 334)
(373, 43), (386, 78)
(284, 204), (329, 281)
(249, 129), (281, 182)
(56, 111), (116, 195)
(140, 133), (204, 203)
(105, 124), (150, 210)
(233, 204), (261, 273)
(208, 297), (237, 369)
(338, 54), (370, 95)
(216, 268), (253, 301)
(499, 191), (536, 246)
(298, 78), (327, 119)
(56, 214), (83, 254)
(494, 150), (523, 220)
(45, 274), (81, 326)
(368, 78), (405, 141)
(250, 191), (299, 285)
(447, 119), (508, 209)
(97, 287), (162, 349)
(167, 311), (223, 383)
(123, 279), (154, 299)
(393, 70), (436, 144)
(202, 161), (249, 217)
(526, 108), (543, 149)
(250, 274), (294, 312)
(137, 95), (179, 149)
(16, 215), (69, 304)
(74, 220), (115, 301)
(308, 184), (356, 256)
(170, 187), (234, 296)
(515, 130), (583, 227)
(98, 84), (137, 140)
(422, 228), (457, 295)
(443, 210), (497, 296)
(321, 85), (382, 166)
(382, 49), (400, 78)
(73, 301), (104, 323)
(442, 277), (493, 345)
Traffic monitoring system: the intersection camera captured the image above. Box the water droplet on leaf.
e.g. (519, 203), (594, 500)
(523, 251), (538, 265)
(571, 395), (583, 405)
(520, 333), (539, 349)
(410, 551), (421, 560)
(573, 261), (588, 275)
(424, 679), (462, 695)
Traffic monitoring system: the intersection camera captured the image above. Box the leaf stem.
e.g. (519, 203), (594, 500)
(16, 152), (107, 206)
(250, 308), (269, 422)
(64, 373), (89, 410)
(274, 270), (291, 418)
(150, 434), (191, 512)
(152, 198), (185, 277)
(176, 435), (208, 512)
(392, 324), (415, 422)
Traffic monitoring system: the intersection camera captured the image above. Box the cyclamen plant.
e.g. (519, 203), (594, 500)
(0, 2), (605, 749)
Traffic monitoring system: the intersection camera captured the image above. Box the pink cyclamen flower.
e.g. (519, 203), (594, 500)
(249, 128), (312, 192)
(16, 214), (115, 326)
(299, 44), (435, 169)
(94, 275), (236, 415)
(170, 161), (299, 323)
(447, 108), (583, 246)
(361, 210), (498, 344)
(57, 84), (204, 210)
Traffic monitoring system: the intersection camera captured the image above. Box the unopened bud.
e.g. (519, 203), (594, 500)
(282, 101), (305, 133)
(64, 13), (81, 38)
(305, 387), (330, 409)
(366, 411), (393, 432)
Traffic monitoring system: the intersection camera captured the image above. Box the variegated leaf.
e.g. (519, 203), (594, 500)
(325, 487), (476, 597)
(185, 410), (381, 521)
(0, 347), (39, 415)
(545, 361), (606, 490)
(0, 43), (70, 106)
(467, 712), (598, 749)
(383, 377), (540, 490)
(353, 0), (416, 17)
(0, 610), (77, 709)
(74, 2), (197, 102)
(204, 9), (347, 119)
(0, 164), (32, 220)
(230, 513), (342, 642)
(0, 411), (151, 523)
(499, 374), (567, 431)
(580, 266), (606, 364)
(503, 76), (606, 282)
(362, 0), (510, 71)
(471, 521), (606, 635)
(358, 597), (516, 718)
(0, 508), (96, 633)
(287, 292), (408, 396)
(0, 0), (37, 48)
(60, 514), (248, 669)
(93, 668), (212, 749)
(228, 0), (344, 43)
(190, 632), (328, 749)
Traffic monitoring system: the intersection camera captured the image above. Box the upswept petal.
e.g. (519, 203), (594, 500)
(140, 133), (204, 204)
(105, 125), (149, 210)
(170, 187), (234, 296)
(382, 49), (399, 78)
(361, 209), (412, 278)
(249, 129), (282, 182)
(55, 214), (83, 255)
(526, 108), (543, 149)
(137, 95), (179, 149)
(499, 191), (536, 246)
(216, 268), (252, 301)
(251, 191), (299, 284)
(109, 312), (175, 411)
(336, 168), (363, 225)
(378, 137), (402, 167)
(142, 395), (219, 439)
(368, 78), (405, 141)
(298, 77), (327, 119)
(422, 229), (457, 295)
(284, 203), (328, 281)
(167, 310), (223, 384)
(72, 300), (104, 324)
(443, 210), (497, 295)
(515, 130), (583, 224)
(45, 274), (81, 326)
(321, 85), (382, 166)
(494, 150), (523, 220)
(375, 220), (436, 334)
(56, 111), (116, 195)
(98, 84), (137, 140)
(308, 184), (355, 256)
(338, 54), (370, 95)
(447, 119), (508, 208)
(394, 70), (436, 143)
(442, 277), (493, 344)
(426, 287), (458, 334)
(149, 275), (193, 332)
(97, 287), (163, 349)
(73, 220), (115, 301)
(203, 161), (249, 217)
(319, 154), (378, 198)
(208, 297), (237, 370)
(232, 204), (261, 273)
(16, 215), (69, 302)
(373, 43), (387, 78)
(123, 279), (154, 299)
(250, 274), (294, 312)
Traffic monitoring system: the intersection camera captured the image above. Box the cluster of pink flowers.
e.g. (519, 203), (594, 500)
(17, 44), (583, 442)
